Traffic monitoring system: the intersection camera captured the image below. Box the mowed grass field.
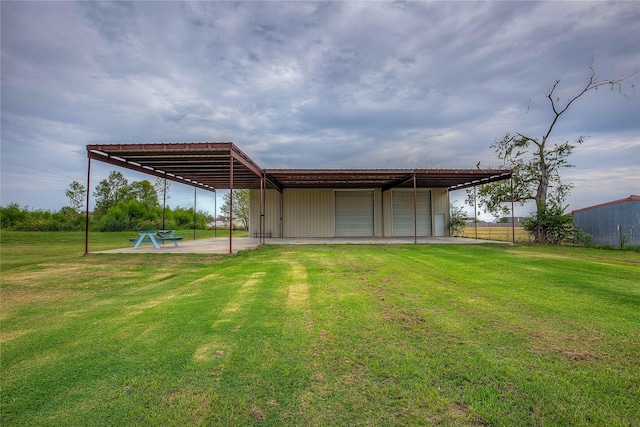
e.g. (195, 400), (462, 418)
(1, 232), (639, 426)
(461, 226), (531, 243)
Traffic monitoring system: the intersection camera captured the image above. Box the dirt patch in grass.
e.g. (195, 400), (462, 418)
(551, 346), (600, 362)
(162, 387), (212, 424)
(426, 402), (488, 426)
(382, 307), (427, 329)
(530, 329), (606, 363)
(194, 343), (227, 362)
(250, 405), (266, 421)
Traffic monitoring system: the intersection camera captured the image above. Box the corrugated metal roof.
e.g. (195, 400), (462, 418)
(86, 142), (511, 191)
(571, 195), (640, 214)
(265, 168), (511, 190)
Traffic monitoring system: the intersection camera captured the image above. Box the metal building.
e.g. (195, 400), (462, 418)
(572, 196), (640, 247)
(86, 142), (512, 252)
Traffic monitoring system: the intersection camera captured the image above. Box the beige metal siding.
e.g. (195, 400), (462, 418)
(383, 190), (392, 236)
(283, 189), (334, 237)
(374, 188), (383, 237)
(251, 187), (451, 238)
(431, 188), (450, 236)
(249, 189), (282, 237)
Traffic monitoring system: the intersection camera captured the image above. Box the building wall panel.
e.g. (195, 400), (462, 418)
(249, 189), (282, 237)
(383, 190), (392, 236)
(374, 188), (383, 237)
(573, 199), (640, 246)
(283, 189), (334, 237)
(250, 186), (452, 239)
(431, 188), (450, 236)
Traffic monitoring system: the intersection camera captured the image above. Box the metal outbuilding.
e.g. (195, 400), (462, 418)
(86, 142), (513, 253)
(572, 195), (640, 247)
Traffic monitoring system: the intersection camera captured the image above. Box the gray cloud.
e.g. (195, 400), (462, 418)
(1, 1), (638, 215)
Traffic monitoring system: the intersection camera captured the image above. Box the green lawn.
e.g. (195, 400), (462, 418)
(1, 232), (639, 426)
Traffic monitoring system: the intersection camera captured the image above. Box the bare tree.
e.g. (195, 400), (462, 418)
(474, 62), (637, 243)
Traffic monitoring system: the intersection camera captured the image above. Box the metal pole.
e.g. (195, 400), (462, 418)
(381, 189), (385, 237)
(229, 154), (234, 255)
(280, 191), (283, 238)
(84, 156), (91, 255)
(511, 175), (515, 244)
(162, 178), (167, 230)
(413, 173), (417, 244)
(263, 175), (267, 244)
(193, 187), (197, 240)
(474, 186), (478, 240)
(215, 189), (218, 238)
(260, 172), (265, 244)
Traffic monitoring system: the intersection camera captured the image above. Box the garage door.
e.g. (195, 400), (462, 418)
(335, 190), (374, 237)
(392, 189), (432, 236)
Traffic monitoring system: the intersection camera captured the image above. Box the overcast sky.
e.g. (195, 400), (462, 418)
(1, 1), (639, 218)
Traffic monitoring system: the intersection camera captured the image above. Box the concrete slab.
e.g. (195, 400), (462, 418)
(264, 237), (505, 245)
(94, 236), (507, 255)
(95, 237), (261, 255)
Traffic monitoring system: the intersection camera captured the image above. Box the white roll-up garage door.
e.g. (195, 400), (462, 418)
(392, 189), (432, 236)
(335, 190), (374, 237)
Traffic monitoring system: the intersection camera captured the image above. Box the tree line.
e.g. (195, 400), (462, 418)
(0, 171), (250, 232)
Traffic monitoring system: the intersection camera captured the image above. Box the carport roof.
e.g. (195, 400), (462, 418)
(86, 142), (511, 191)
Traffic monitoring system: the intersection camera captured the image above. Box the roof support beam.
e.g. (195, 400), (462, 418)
(382, 173), (415, 191)
(448, 172), (512, 191)
(87, 149), (216, 192)
(229, 143), (263, 178)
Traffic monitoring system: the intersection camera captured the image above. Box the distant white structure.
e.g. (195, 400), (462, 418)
(208, 217), (228, 228)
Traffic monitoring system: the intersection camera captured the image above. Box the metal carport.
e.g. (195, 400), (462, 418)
(86, 142), (512, 253)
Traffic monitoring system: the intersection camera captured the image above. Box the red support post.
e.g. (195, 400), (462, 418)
(229, 153), (234, 255)
(260, 172), (265, 244)
(511, 175), (515, 244)
(84, 156), (91, 255)
(413, 173), (417, 244)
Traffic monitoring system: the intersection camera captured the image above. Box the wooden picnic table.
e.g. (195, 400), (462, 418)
(129, 230), (183, 249)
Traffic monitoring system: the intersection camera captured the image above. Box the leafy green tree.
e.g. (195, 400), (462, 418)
(448, 203), (468, 236)
(92, 171), (159, 219)
(98, 199), (161, 232)
(522, 203), (574, 244)
(165, 206), (210, 229)
(93, 171), (130, 215)
(129, 180), (159, 208)
(472, 64), (636, 243)
(65, 181), (86, 213)
(220, 189), (250, 229)
(0, 203), (26, 228)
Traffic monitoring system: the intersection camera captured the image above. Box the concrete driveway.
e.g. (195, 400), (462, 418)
(95, 236), (507, 255)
